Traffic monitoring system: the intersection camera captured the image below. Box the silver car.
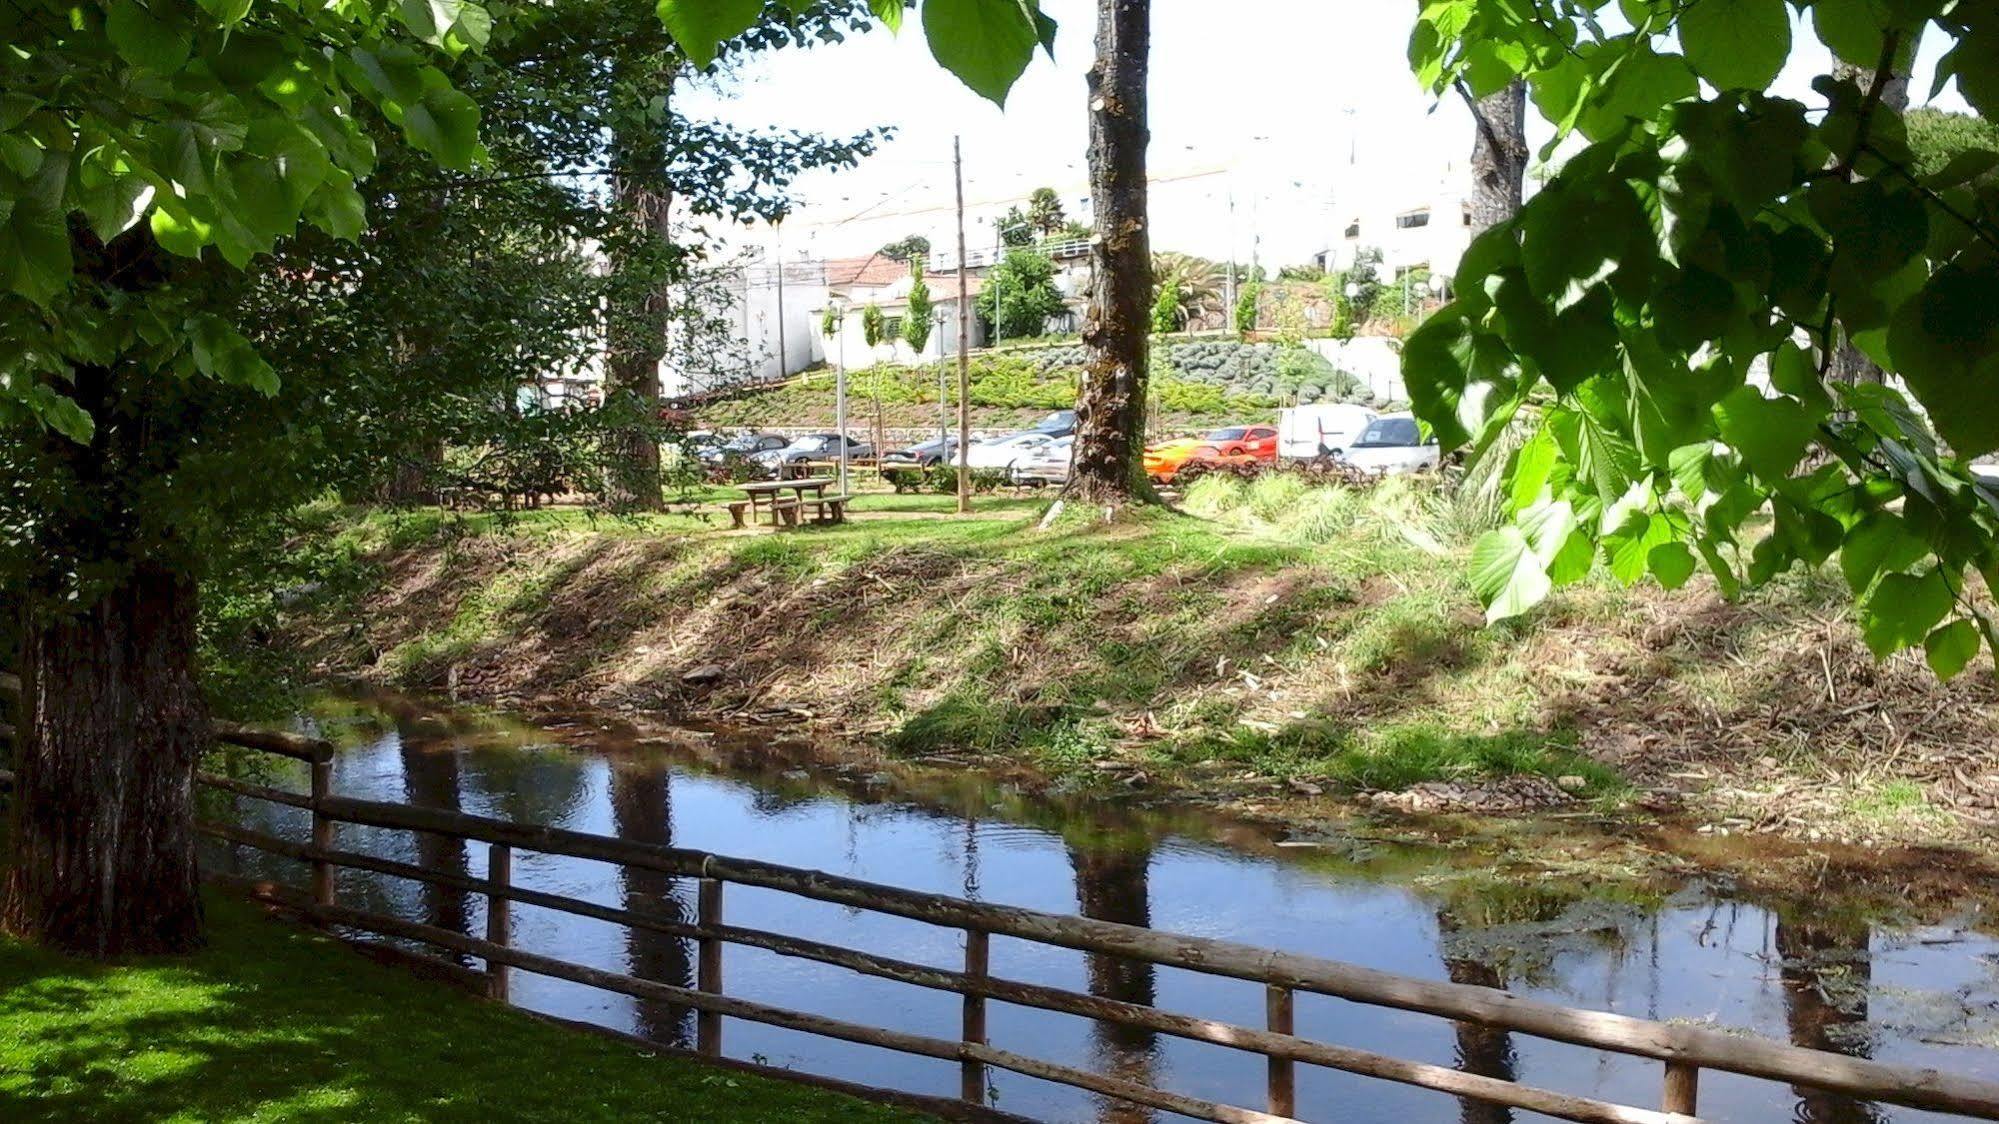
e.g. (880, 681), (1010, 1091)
(1011, 435), (1074, 486)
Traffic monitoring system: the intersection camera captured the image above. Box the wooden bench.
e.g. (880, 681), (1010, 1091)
(724, 500), (753, 529)
(799, 494), (851, 525)
(770, 498), (803, 528)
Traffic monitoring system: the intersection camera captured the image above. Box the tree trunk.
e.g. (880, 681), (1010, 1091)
(1827, 55), (1914, 387)
(1464, 81), (1530, 235)
(1065, 0), (1154, 507)
(602, 58), (676, 512)
(3, 564), (208, 955)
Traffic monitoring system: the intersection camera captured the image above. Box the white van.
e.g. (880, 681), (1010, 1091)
(1277, 404), (1376, 461)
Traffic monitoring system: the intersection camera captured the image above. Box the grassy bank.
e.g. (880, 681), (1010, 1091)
(259, 476), (1999, 851)
(0, 893), (920, 1123)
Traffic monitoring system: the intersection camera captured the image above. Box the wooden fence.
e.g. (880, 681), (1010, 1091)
(5, 697), (1999, 1122)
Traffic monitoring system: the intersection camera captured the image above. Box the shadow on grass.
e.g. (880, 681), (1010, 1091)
(0, 895), (915, 1124)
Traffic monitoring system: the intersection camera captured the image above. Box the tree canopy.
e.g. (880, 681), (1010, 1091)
(1406, 0), (1999, 678)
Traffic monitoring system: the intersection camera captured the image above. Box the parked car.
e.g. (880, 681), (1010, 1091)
(1030, 409), (1077, 437)
(1145, 425), (1276, 482)
(752, 433), (874, 474)
(1012, 435), (1074, 486)
(701, 432), (788, 465)
(1277, 403), (1376, 460)
(964, 432), (1057, 471)
(1338, 413), (1439, 475)
(1182, 425), (1279, 472)
(881, 437), (960, 468)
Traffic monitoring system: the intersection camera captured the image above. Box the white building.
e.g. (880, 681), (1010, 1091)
(1316, 179), (1475, 280)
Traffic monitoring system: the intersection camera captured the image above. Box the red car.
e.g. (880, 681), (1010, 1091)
(1182, 425), (1278, 472)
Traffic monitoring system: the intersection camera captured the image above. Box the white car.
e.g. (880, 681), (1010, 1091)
(964, 432), (1055, 471)
(1278, 403), (1375, 460)
(1339, 413), (1440, 475)
(1011, 435), (1074, 485)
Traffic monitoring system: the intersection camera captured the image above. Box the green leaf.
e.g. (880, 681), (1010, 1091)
(1924, 619), (1981, 680)
(869, 0), (904, 33)
(1649, 542), (1699, 589)
(1840, 511), (1928, 595)
(1712, 385), (1819, 482)
(23, 384), (95, 443)
(1859, 569), (1952, 657)
(197, 0), (254, 23)
(922, 0), (1043, 106)
(1812, 0), (1893, 68)
(189, 314), (280, 395)
(106, 0), (194, 73)
(1470, 525), (1552, 623)
(0, 150), (72, 303)
(1679, 0), (1790, 91)
(656, 0), (764, 68)
(1605, 510), (1677, 585)
(1888, 252), (1999, 456)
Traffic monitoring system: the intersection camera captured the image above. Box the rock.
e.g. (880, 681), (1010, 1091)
(1556, 774), (1588, 793)
(681, 664), (725, 686)
(1286, 779), (1324, 797)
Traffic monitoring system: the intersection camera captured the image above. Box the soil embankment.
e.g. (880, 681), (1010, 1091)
(274, 491), (1999, 858)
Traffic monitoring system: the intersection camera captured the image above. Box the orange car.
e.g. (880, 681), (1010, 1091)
(1144, 425), (1279, 482)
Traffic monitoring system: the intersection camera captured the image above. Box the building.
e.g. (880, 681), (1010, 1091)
(814, 240), (1093, 369)
(1316, 179), (1475, 282)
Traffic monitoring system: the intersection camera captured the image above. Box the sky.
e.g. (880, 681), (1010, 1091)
(681, 1), (1970, 269)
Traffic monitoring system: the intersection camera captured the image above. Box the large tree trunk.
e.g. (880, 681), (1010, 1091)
(1464, 81), (1530, 235)
(1065, 0), (1154, 507)
(1827, 55), (1913, 387)
(3, 564), (208, 955)
(602, 58), (675, 512)
(1069, 845), (1158, 1124)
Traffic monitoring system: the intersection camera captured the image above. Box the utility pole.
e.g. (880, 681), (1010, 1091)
(774, 220), (788, 378)
(936, 310), (949, 446)
(835, 298), (849, 494)
(954, 136), (972, 513)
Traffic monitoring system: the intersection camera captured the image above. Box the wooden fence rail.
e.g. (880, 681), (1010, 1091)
(182, 733), (1999, 1124)
(6, 695), (1999, 1122)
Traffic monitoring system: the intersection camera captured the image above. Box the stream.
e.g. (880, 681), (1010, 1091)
(205, 692), (1999, 1123)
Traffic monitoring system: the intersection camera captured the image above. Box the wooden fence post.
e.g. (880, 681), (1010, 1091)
(309, 756), (335, 908)
(1267, 984), (1296, 1117)
(1663, 1061), (1699, 1115)
(486, 843), (512, 1002)
(698, 879), (724, 1056)
(961, 929), (989, 1105)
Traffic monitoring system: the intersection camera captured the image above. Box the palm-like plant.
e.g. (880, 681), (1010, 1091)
(1151, 252), (1224, 331)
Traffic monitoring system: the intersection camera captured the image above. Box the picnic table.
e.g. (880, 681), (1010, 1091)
(727, 477), (850, 529)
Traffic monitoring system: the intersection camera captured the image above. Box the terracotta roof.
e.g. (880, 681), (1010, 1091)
(823, 254), (910, 289)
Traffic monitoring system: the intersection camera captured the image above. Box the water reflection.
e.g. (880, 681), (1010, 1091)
(1069, 844), (1159, 1124)
(1779, 914), (1887, 1124)
(201, 693), (1999, 1124)
(609, 762), (695, 1049)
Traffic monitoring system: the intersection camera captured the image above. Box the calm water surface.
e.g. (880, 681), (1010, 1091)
(207, 694), (1999, 1124)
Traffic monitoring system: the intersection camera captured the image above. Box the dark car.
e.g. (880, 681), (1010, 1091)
(1031, 409), (1077, 438)
(881, 437), (960, 468)
(752, 433), (874, 473)
(700, 432), (788, 464)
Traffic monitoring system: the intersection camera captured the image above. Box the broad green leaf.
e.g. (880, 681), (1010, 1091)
(1811, 0), (1893, 67)
(1649, 542), (1698, 589)
(1888, 252), (1999, 456)
(656, 0), (764, 68)
(198, 0), (254, 23)
(1470, 525), (1552, 623)
(923, 0), (1043, 106)
(1925, 618), (1981, 679)
(188, 314), (280, 395)
(1605, 510), (1677, 585)
(1679, 0), (1790, 91)
(1840, 511), (1927, 595)
(23, 384), (95, 443)
(1712, 385), (1819, 482)
(0, 151), (71, 302)
(106, 0), (194, 73)
(1859, 569), (1952, 657)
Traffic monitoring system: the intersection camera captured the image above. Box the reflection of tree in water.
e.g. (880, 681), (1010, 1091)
(610, 763), (695, 1049)
(1068, 843), (1159, 1124)
(399, 727), (471, 966)
(1436, 910), (1518, 1124)
(455, 749), (591, 828)
(1777, 915), (1884, 1124)
(1429, 884), (1642, 1124)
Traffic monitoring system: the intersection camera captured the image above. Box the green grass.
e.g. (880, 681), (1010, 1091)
(0, 895), (923, 1123)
